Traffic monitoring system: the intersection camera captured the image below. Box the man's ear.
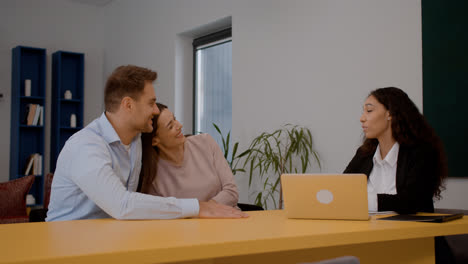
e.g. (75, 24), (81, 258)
(152, 136), (159, 147)
(121, 96), (133, 112)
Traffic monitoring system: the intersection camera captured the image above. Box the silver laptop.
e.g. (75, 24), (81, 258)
(281, 174), (369, 220)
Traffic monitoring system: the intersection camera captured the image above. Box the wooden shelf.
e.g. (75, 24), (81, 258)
(10, 46), (46, 206)
(50, 51), (84, 173)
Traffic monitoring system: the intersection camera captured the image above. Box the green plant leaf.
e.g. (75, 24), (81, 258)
(236, 149), (251, 158)
(213, 123), (222, 135)
(224, 131), (230, 158)
(271, 176), (281, 193)
(255, 192), (263, 207)
(306, 129), (313, 149)
(248, 158), (255, 187)
(232, 142), (239, 161)
(234, 168), (245, 173)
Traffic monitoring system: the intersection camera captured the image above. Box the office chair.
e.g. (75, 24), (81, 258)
(434, 208), (468, 264)
(0, 175), (35, 224)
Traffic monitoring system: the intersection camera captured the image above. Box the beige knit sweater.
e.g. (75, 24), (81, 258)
(147, 133), (239, 207)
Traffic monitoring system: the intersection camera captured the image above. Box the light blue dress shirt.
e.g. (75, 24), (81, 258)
(46, 113), (199, 221)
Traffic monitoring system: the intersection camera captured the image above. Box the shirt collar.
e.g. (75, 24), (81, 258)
(98, 112), (121, 144)
(98, 112), (141, 146)
(373, 142), (399, 167)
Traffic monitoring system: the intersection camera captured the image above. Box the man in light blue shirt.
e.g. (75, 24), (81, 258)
(47, 65), (247, 221)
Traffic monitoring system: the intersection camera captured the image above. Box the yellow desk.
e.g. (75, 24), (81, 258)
(1, 210), (467, 264)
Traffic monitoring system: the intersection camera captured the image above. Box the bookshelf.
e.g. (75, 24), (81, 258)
(50, 51), (84, 173)
(10, 46), (46, 206)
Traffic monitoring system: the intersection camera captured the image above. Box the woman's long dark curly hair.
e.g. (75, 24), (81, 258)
(138, 103), (168, 193)
(359, 87), (447, 199)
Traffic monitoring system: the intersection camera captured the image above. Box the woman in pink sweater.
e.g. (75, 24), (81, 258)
(138, 103), (239, 207)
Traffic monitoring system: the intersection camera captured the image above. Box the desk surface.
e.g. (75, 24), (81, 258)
(1, 210), (467, 264)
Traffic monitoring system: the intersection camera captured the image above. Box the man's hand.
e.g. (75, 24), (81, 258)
(198, 201), (249, 218)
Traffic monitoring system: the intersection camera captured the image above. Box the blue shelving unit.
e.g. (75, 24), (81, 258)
(10, 46), (46, 206)
(50, 51), (84, 173)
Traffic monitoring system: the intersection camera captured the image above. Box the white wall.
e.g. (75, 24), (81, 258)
(102, 0), (468, 209)
(435, 178), (468, 210)
(2, 0), (467, 209)
(0, 0), (105, 182)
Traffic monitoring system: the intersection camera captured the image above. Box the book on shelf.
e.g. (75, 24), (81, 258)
(37, 154), (42, 175)
(39, 105), (44, 126)
(24, 154), (35, 175)
(32, 105), (42, 126)
(26, 104), (37, 125)
(23, 153), (42, 175)
(24, 104), (43, 126)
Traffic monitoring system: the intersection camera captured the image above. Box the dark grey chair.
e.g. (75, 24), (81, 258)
(434, 208), (468, 264)
(299, 256), (360, 264)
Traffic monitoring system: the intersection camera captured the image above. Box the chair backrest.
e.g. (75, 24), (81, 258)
(0, 175), (35, 224)
(43, 173), (54, 210)
(434, 208), (468, 264)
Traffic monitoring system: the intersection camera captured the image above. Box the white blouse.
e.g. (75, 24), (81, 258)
(368, 142), (399, 211)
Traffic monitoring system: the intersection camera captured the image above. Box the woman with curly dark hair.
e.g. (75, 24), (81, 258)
(344, 87), (448, 213)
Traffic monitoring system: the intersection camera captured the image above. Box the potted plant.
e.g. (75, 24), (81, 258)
(243, 124), (320, 209)
(212, 124), (250, 175)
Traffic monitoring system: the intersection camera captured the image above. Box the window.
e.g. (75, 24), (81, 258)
(193, 28), (232, 146)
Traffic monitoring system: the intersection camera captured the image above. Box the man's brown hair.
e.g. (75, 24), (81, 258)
(104, 65), (157, 112)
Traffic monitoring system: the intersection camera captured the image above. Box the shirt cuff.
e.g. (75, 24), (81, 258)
(178, 198), (200, 218)
(368, 193), (378, 212)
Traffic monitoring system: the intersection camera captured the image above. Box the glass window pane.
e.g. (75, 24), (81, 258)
(194, 40), (232, 149)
